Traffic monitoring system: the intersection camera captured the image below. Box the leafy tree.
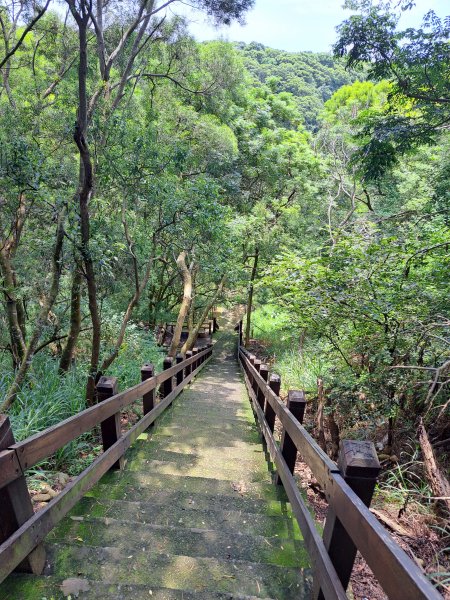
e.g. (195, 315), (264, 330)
(334, 0), (450, 179)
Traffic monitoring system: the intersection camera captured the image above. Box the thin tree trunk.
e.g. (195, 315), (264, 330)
(245, 248), (259, 347)
(181, 275), (225, 354)
(316, 378), (327, 452)
(418, 418), (450, 516)
(1, 214), (65, 412)
(59, 259), (82, 372)
(69, 9), (101, 404)
(0, 250), (26, 368)
(99, 254), (154, 373)
(168, 251), (193, 357)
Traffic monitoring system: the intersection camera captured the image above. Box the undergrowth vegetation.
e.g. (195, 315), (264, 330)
(0, 320), (162, 476)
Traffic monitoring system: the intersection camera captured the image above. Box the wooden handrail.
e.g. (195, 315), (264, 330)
(0, 349), (212, 583)
(238, 344), (442, 600)
(1, 347), (211, 481)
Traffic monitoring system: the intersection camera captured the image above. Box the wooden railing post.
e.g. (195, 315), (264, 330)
(192, 347), (199, 371)
(185, 350), (193, 377)
(96, 376), (124, 470)
(275, 390), (306, 485)
(316, 440), (381, 599)
(265, 373), (280, 433)
(176, 354), (184, 386)
(252, 359), (261, 397)
(141, 363), (155, 417)
(0, 415), (46, 574)
(256, 363), (269, 409)
(160, 356), (173, 400)
(248, 354), (256, 388)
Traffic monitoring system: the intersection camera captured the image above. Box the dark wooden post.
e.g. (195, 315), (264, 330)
(192, 347), (199, 371)
(185, 350), (193, 378)
(160, 356), (173, 400)
(256, 364), (269, 409)
(316, 440), (381, 599)
(209, 321), (212, 335)
(265, 374), (280, 433)
(141, 363), (155, 417)
(248, 354), (256, 388)
(176, 354), (184, 386)
(0, 415), (46, 574)
(252, 359), (261, 397)
(96, 376), (124, 470)
(275, 390), (306, 485)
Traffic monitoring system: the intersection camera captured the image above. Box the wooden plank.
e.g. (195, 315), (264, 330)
(9, 347), (210, 475)
(240, 351), (441, 600)
(0, 416), (46, 575)
(0, 449), (22, 489)
(241, 370), (347, 600)
(328, 474), (442, 600)
(240, 350), (339, 486)
(0, 354), (212, 584)
(316, 440), (380, 599)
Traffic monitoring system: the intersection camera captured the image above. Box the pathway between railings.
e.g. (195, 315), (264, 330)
(0, 327), (312, 600)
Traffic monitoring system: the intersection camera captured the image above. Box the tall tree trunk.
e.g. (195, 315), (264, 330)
(59, 259), (82, 373)
(181, 275), (225, 354)
(245, 247), (259, 347)
(1, 214), (65, 412)
(69, 7), (101, 404)
(168, 251), (193, 358)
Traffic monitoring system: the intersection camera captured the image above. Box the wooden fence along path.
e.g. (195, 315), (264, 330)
(0, 316), (444, 599)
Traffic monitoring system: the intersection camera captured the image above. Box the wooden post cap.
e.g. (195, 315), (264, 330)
(254, 359), (261, 371)
(269, 373), (281, 395)
(259, 364), (269, 380)
(96, 376), (118, 396)
(339, 440), (381, 478)
(287, 390), (306, 423)
(176, 353), (184, 362)
(141, 363), (154, 377)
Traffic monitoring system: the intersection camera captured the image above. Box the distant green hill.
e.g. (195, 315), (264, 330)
(236, 42), (360, 129)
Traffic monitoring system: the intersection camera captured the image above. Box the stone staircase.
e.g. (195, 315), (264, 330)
(0, 331), (312, 600)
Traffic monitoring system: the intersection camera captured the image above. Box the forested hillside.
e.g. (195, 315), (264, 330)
(237, 42), (359, 128)
(0, 0), (449, 596)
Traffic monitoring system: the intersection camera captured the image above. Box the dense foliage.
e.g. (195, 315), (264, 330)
(0, 2), (448, 555)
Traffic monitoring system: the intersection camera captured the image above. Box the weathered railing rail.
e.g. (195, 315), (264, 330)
(0, 343), (213, 584)
(237, 321), (441, 600)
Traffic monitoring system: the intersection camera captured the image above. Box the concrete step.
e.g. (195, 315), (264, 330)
(43, 543), (312, 599)
(66, 496), (302, 539)
(97, 469), (287, 502)
(48, 516), (308, 567)
(86, 482), (291, 517)
(0, 575), (290, 600)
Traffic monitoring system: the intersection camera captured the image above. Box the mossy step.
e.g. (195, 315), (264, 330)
(44, 543), (312, 599)
(0, 575), (282, 600)
(66, 496), (301, 539)
(126, 447), (270, 473)
(124, 458), (272, 482)
(98, 468), (286, 501)
(86, 483), (292, 517)
(149, 430), (262, 448)
(48, 516), (308, 567)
